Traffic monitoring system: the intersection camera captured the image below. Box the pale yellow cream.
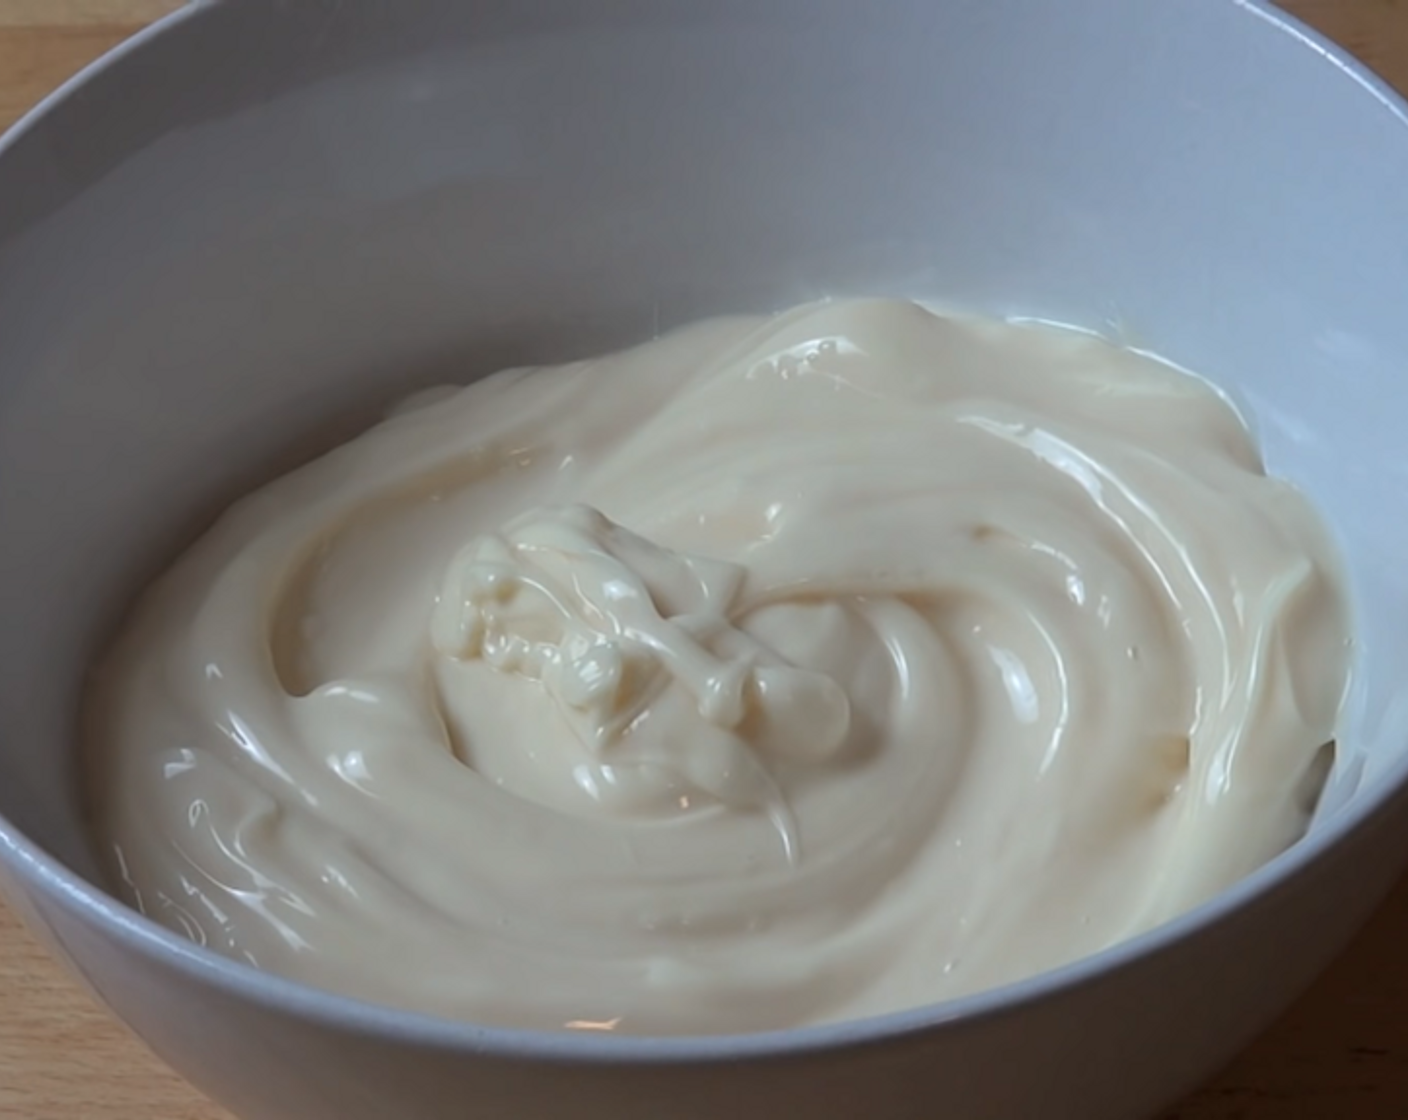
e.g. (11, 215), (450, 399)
(85, 299), (1350, 1034)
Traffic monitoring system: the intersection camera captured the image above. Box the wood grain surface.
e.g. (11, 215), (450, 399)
(2, 2), (1407, 1117)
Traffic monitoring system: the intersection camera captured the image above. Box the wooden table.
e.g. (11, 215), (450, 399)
(2, 2), (1408, 1117)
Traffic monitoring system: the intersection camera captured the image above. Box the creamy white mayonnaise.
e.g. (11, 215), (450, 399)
(85, 300), (1350, 1034)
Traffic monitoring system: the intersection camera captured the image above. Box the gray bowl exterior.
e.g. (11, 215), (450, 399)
(7, 794), (1408, 1120)
(3, 2), (1408, 1118)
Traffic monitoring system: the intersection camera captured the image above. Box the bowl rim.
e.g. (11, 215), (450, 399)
(2, 0), (1408, 1065)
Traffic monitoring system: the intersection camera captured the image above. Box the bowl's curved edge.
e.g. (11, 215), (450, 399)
(0, 2), (204, 158)
(1236, 0), (1408, 129)
(1, 0), (1408, 1067)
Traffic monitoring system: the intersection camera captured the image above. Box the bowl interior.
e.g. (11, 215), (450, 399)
(2, 0), (1407, 897)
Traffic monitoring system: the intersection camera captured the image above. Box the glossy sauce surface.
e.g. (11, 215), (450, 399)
(85, 300), (1350, 1033)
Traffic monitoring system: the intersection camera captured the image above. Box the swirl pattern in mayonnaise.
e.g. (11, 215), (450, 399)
(85, 300), (1350, 1034)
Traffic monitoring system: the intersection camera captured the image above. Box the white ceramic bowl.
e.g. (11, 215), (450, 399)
(3, 2), (1408, 1117)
